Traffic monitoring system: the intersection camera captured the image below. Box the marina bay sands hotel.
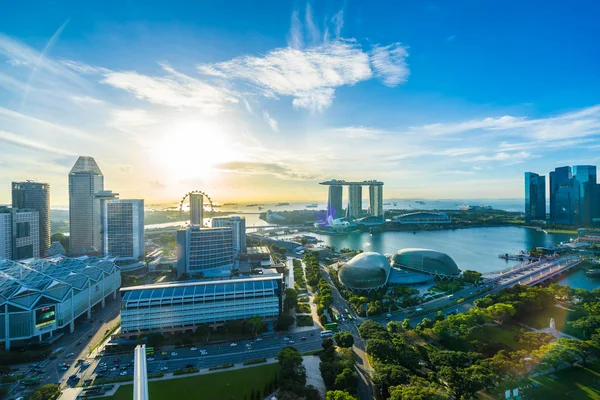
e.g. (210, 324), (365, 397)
(320, 180), (384, 221)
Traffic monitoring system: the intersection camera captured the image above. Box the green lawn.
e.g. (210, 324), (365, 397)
(112, 363), (279, 400)
(525, 362), (600, 399)
(547, 229), (579, 235)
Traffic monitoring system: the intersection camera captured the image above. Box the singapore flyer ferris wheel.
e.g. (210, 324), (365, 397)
(178, 191), (215, 223)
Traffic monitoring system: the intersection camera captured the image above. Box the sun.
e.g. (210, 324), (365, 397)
(155, 119), (237, 181)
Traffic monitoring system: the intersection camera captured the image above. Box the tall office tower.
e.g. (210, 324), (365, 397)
(95, 190), (119, 253)
(102, 199), (145, 260)
(190, 193), (203, 225)
(69, 156), (104, 255)
(176, 226), (234, 277)
(347, 185), (363, 219)
(211, 216), (246, 256)
(327, 184), (343, 221)
(12, 181), (50, 256)
(549, 166), (572, 223)
(555, 182), (575, 225)
(369, 184), (384, 218)
(524, 172), (546, 223)
(0, 210), (11, 259)
(0, 206), (40, 260)
(573, 165), (598, 226)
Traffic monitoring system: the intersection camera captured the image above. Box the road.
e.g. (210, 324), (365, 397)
(62, 329), (323, 388)
(6, 295), (121, 399)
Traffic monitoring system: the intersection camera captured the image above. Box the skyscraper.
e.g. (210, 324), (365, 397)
(369, 184), (384, 218)
(549, 166), (572, 223)
(190, 193), (203, 225)
(327, 184), (343, 220)
(69, 156), (104, 254)
(211, 216), (246, 256)
(573, 165), (597, 226)
(176, 226), (234, 277)
(524, 172), (546, 223)
(0, 206), (40, 260)
(12, 181), (50, 256)
(102, 199), (145, 260)
(347, 185), (363, 219)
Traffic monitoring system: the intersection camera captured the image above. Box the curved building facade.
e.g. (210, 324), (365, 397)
(392, 248), (460, 279)
(338, 252), (391, 291)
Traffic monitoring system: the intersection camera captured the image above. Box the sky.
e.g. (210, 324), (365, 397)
(1, 0), (599, 206)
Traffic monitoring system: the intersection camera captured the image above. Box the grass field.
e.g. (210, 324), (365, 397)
(112, 363), (279, 400)
(525, 362), (600, 399)
(546, 229), (579, 235)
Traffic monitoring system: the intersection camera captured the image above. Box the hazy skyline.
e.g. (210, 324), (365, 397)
(1, 1), (600, 205)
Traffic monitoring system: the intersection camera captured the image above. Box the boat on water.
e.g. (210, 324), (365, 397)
(258, 207), (264, 210)
(223, 203), (238, 206)
(586, 269), (600, 277)
(393, 202), (398, 206)
(306, 204), (318, 208)
(276, 202), (290, 206)
(415, 200), (426, 205)
(246, 204), (258, 207)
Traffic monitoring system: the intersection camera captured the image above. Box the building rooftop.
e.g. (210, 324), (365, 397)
(69, 156), (103, 175)
(247, 246), (270, 255)
(120, 273), (283, 292)
(320, 180), (383, 186)
(0, 256), (118, 308)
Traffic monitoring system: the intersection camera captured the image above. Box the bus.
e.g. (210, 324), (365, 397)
(324, 322), (338, 331)
(320, 330), (333, 338)
(145, 347), (155, 355)
(333, 314), (340, 322)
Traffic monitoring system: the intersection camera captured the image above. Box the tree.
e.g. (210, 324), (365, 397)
(333, 367), (358, 393)
(50, 233), (69, 252)
(387, 321), (403, 334)
(322, 337), (335, 351)
(402, 318), (411, 331)
(359, 320), (390, 341)
(372, 363), (411, 398)
(366, 339), (397, 363)
(486, 303), (516, 324)
(246, 316), (264, 337)
(462, 270), (483, 284)
(388, 377), (448, 400)
(276, 314), (294, 330)
(284, 288), (299, 312)
(333, 332), (354, 348)
(278, 347), (306, 392)
(439, 364), (495, 400)
(31, 384), (61, 400)
(325, 390), (357, 400)
(415, 317), (434, 331)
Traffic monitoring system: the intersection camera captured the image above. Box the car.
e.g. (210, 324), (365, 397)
(119, 371), (127, 376)
(88, 334), (93, 338)
(121, 366), (128, 370)
(416, 307), (424, 312)
(255, 338), (262, 341)
(160, 366), (168, 371)
(300, 337), (307, 341)
(386, 313), (392, 318)
(230, 343), (237, 347)
(114, 359), (121, 363)
(171, 352), (178, 356)
(288, 340), (295, 344)
(246, 343), (252, 347)
(69, 374), (78, 380)
(385, 317), (390, 321)
(110, 367), (117, 372)
(161, 351), (167, 355)
(147, 357), (155, 361)
(199, 350), (208, 355)
(59, 367), (68, 371)
(82, 361), (90, 367)
(59, 362), (68, 367)
(66, 353), (74, 358)
(190, 347), (197, 351)
(76, 341), (82, 346)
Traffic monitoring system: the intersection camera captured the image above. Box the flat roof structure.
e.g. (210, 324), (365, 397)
(320, 180), (383, 186)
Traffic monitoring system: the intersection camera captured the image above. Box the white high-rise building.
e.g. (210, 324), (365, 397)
(69, 157), (104, 254)
(102, 199), (145, 260)
(369, 184), (384, 218)
(176, 226), (234, 277)
(0, 207), (40, 260)
(190, 193), (203, 226)
(211, 216), (246, 256)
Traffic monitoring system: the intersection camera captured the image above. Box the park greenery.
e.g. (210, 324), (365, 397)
(277, 347), (319, 400)
(320, 338), (358, 396)
(31, 384), (61, 400)
(362, 283), (600, 399)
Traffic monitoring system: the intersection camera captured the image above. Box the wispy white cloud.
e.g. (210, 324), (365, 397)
(0, 130), (74, 156)
(464, 151), (533, 163)
(108, 109), (156, 132)
(370, 43), (410, 86)
(288, 10), (304, 49)
(305, 4), (321, 45)
(103, 63), (238, 114)
(262, 110), (279, 132)
(331, 10), (344, 38)
(216, 161), (319, 180)
(71, 95), (104, 105)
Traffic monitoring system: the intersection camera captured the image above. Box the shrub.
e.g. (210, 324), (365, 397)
(173, 367), (199, 375)
(209, 363), (234, 371)
(243, 358), (267, 365)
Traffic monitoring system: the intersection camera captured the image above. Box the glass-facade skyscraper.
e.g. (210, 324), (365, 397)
(327, 184), (344, 221)
(11, 181), (50, 256)
(102, 199), (145, 260)
(69, 156), (104, 254)
(573, 165), (598, 226)
(524, 172), (546, 223)
(549, 166), (572, 223)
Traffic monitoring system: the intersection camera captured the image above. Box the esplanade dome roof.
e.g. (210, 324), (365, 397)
(338, 252), (391, 290)
(392, 248), (460, 277)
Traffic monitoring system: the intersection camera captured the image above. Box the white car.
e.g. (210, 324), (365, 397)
(416, 307), (424, 312)
(246, 343), (252, 347)
(230, 343), (238, 347)
(171, 352), (178, 356)
(110, 367), (117, 372)
(147, 357), (154, 361)
(66, 352), (74, 357)
(161, 366), (168, 371)
(199, 350), (207, 355)
(190, 347), (197, 351)
(119, 371), (127, 376)
(255, 338), (263, 341)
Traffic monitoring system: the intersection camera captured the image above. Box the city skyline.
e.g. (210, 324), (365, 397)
(1, 1), (600, 205)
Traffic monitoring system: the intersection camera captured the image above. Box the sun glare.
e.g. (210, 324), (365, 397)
(155, 120), (236, 181)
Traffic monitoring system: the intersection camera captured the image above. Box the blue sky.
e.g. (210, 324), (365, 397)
(1, 1), (599, 205)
